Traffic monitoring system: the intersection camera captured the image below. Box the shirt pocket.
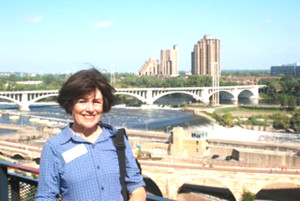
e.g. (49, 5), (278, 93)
(98, 145), (120, 175)
(61, 152), (95, 185)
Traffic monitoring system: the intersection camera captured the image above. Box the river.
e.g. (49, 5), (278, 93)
(0, 97), (299, 144)
(0, 96), (281, 133)
(0, 104), (212, 133)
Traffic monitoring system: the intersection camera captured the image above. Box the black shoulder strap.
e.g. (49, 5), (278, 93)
(113, 128), (128, 201)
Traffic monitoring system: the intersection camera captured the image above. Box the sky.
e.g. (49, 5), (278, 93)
(0, 0), (299, 74)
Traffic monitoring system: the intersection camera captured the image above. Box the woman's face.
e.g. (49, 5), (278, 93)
(72, 88), (103, 131)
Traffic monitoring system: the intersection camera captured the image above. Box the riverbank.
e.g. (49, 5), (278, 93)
(183, 106), (300, 143)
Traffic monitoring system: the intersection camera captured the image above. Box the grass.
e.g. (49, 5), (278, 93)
(214, 105), (294, 118)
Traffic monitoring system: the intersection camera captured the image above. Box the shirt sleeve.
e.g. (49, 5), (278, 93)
(124, 136), (145, 194)
(35, 142), (61, 201)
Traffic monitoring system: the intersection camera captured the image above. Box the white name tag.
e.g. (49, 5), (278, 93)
(62, 144), (88, 163)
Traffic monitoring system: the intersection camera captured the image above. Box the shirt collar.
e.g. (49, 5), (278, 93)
(59, 121), (118, 145)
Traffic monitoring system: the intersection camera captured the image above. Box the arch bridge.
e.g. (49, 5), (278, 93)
(140, 160), (300, 201)
(0, 140), (42, 160)
(0, 85), (265, 111)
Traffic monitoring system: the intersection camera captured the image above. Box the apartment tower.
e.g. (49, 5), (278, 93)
(139, 58), (160, 76)
(160, 45), (178, 76)
(191, 35), (220, 76)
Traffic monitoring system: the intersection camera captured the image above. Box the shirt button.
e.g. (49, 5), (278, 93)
(97, 166), (100, 169)
(101, 187), (104, 190)
(92, 144), (95, 149)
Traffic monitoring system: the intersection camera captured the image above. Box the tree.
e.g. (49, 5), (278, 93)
(290, 112), (300, 133)
(279, 95), (288, 107)
(297, 98), (300, 106)
(220, 112), (234, 127)
(186, 76), (211, 87)
(288, 98), (297, 110)
(212, 112), (221, 121)
(271, 114), (290, 130)
(267, 80), (282, 96)
(242, 191), (256, 201)
(281, 76), (298, 93)
(181, 101), (188, 107)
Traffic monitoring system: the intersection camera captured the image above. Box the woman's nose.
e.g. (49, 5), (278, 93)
(86, 102), (95, 111)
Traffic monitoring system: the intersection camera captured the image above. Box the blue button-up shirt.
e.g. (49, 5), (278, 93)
(35, 122), (145, 201)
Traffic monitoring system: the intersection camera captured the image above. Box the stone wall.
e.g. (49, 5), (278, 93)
(208, 146), (300, 168)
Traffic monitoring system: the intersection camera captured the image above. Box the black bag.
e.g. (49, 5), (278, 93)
(113, 128), (129, 201)
(113, 128), (163, 200)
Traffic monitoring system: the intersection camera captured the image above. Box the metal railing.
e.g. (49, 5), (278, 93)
(0, 161), (174, 201)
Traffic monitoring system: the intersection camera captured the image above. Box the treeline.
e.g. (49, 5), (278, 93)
(115, 75), (212, 88)
(0, 73), (214, 90)
(258, 76), (300, 108)
(0, 74), (70, 91)
(221, 70), (270, 77)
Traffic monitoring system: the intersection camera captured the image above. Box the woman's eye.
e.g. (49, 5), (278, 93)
(93, 99), (102, 104)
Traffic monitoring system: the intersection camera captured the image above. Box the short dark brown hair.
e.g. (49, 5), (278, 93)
(57, 68), (115, 114)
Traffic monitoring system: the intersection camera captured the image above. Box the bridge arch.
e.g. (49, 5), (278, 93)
(142, 171), (164, 197)
(208, 90), (235, 100)
(114, 92), (146, 103)
(152, 91), (202, 103)
(177, 176), (236, 200)
(34, 157), (40, 165)
(255, 181), (300, 200)
(0, 95), (19, 105)
(219, 91), (235, 100)
(238, 89), (255, 99)
(29, 93), (58, 104)
(143, 176), (163, 196)
(11, 153), (25, 160)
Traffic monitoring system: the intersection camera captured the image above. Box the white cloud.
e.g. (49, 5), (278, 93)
(94, 21), (112, 28)
(24, 15), (43, 24)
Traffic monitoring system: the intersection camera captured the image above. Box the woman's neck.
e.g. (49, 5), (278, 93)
(71, 124), (102, 144)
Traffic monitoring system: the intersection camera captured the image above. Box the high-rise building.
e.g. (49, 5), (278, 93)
(139, 58), (159, 76)
(160, 45), (178, 76)
(139, 45), (178, 77)
(191, 35), (220, 76)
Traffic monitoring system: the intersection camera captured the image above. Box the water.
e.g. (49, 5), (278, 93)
(154, 95), (277, 106)
(0, 105), (211, 131)
(0, 95), (279, 132)
(0, 102), (299, 143)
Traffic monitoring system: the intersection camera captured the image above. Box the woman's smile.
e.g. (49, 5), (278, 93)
(72, 89), (103, 132)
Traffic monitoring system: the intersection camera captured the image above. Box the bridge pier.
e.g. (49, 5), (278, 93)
(145, 100), (154, 105)
(202, 98), (210, 105)
(146, 90), (154, 105)
(19, 92), (30, 111)
(232, 97), (238, 105)
(18, 104), (30, 111)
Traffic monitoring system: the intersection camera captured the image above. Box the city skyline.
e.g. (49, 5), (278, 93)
(1, 0), (299, 74)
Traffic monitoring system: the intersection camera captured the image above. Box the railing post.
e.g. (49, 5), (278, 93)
(0, 165), (9, 201)
(11, 177), (20, 201)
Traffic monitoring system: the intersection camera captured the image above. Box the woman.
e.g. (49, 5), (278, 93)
(35, 68), (146, 201)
